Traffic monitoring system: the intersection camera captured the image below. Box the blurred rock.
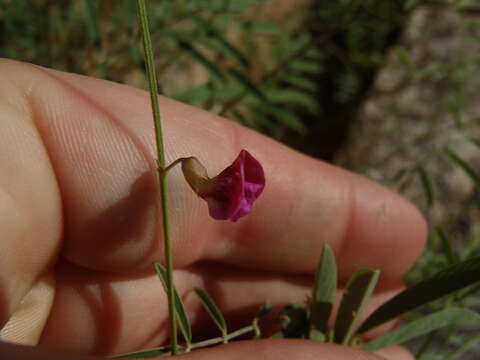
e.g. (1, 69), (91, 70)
(336, 5), (480, 238)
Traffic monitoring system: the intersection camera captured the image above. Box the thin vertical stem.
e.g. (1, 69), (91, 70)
(136, 0), (177, 354)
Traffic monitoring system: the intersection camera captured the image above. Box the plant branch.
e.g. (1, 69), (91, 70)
(136, 0), (178, 354)
(114, 324), (258, 358)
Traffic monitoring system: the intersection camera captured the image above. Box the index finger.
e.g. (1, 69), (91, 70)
(7, 60), (426, 284)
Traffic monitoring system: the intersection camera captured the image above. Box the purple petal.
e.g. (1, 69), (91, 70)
(199, 150), (265, 221)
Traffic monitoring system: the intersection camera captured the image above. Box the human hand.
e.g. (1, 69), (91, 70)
(0, 59), (426, 359)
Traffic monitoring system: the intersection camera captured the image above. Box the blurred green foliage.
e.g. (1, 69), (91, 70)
(0, 0), (418, 159)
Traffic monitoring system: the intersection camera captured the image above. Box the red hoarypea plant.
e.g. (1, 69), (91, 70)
(180, 150), (265, 221)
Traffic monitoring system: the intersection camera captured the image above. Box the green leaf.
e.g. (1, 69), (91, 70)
(267, 89), (318, 113)
(283, 74), (317, 92)
(176, 39), (225, 81)
(192, 17), (250, 69)
(290, 59), (323, 74)
(48, 7), (65, 43)
(262, 105), (306, 134)
(309, 329), (326, 342)
(252, 302), (273, 339)
(435, 226), (459, 265)
(172, 84), (213, 107)
(444, 333), (480, 360)
(358, 256), (480, 334)
(309, 244), (337, 340)
(228, 69), (269, 103)
(248, 104), (278, 133)
(231, 108), (256, 128)
(194, 288), (228, 335)
(83, 0), (100, 45)
(416, 166), (434, 208)
(154, 264), (192, 344)
(112, 346), (170, 358)
(244, 20), (281, 35)
(256, 302), (273, 319)
(363, 308), (480, 351)
(281, 302), (309, 338)
(334, 269), (380, 345)
(444, 147), (480, 188)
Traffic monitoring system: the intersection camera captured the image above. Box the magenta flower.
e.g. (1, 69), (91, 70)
(181, 150), (265, 221)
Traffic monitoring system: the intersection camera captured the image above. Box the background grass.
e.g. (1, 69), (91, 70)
(0, 0), (413, 159)
(1, 0), (479, 358)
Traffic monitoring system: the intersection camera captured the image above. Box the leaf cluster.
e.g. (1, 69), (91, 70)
(386, 117), (480, 358)
(0, 0), (422, 155)
(113, 245), (480, 358)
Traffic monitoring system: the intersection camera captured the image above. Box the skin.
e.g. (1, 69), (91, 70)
(0, 59), (426, 359)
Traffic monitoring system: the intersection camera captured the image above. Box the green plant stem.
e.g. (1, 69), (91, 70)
(113, 316), (271, 358)
(124, 324), (257, 357)
(162, 158), (186, 174)
(136, 0), (177, 354)
(189, 324), (254, 350)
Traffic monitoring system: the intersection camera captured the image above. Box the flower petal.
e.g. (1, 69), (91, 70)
(199, 150), (265, 221)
